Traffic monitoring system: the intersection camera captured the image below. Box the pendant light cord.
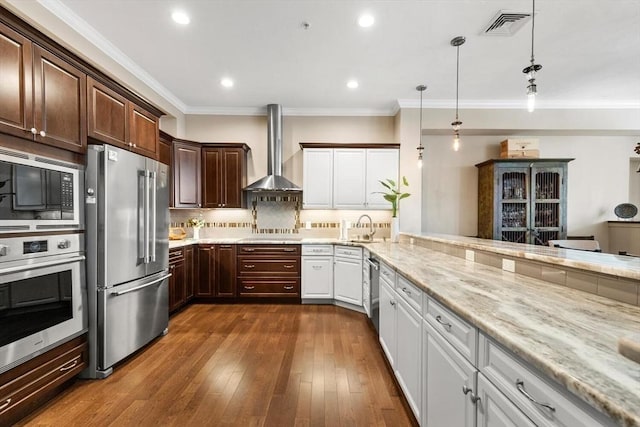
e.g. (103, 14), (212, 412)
(419, 89), (423, 140)
(455, 45), (460, 121)
(530, 0), (536, 64)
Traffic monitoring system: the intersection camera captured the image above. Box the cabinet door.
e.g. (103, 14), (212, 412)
(496, 166), (530, 244)
(423, 320), (477, 427)
(184, 245), (194, 300)
(476, 373), (536, 427)
(333, 256), (362, 305)
(379, 279), (397, 366)
(0, 22), (33, 139)
(173, 140), (201, 207)
(169, 259), (185, 312)
(196, 245), (215, 297)
(201, 147), (222, 208)
(221, 148), (244, 208)
(87, 76), (128, 147)
(395, 296), (422, 420)
(333, 148), (366, 209)
(128, 103), (159, 159)
(301, 256), (334, 299)
(303, 148), (333, 209)
(216, 244), (236, 297)
(530, 165), (567, 244)
(33, 45), (86, 153)
(366, 149), (399, 209)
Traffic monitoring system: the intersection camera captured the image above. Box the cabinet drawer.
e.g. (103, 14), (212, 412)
(334, 245), (362, 259)
(380, 261), (396, 288)
(0, 335), (87, 423)
(425, 297), (477, 364)
(302, 245), (333, 255)
(237, 257), (299, 274)
(238, 279), (300, 297)
(396, 274), (423, 313)
(238, 244), (300, 255)
(169, 248), (184, 262)
(478, 335), (613, 427)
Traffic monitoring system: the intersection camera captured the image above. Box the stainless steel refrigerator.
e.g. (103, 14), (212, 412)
(84, 144), (170, 378)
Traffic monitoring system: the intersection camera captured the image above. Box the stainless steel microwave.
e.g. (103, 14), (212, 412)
(0, 147), (83, 233)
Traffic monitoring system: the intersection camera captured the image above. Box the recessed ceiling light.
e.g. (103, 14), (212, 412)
(172, 10), (190, 25)
(358, 14), (375, 28)
(221, 78), (234, 88)
(347, 80), (359, 89)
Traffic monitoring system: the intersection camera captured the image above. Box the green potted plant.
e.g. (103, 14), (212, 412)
(377, 176), (410, 242)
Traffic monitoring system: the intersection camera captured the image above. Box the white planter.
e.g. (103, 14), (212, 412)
(390, 217), (400, 243)
(192, 227), (200, 240)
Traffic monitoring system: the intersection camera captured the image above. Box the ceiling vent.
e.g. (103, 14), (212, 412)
(482, 10), (531, 36)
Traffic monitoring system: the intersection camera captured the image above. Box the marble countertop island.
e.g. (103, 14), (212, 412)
(366, 240), (640, 427)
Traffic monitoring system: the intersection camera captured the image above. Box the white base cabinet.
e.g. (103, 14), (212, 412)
(379, 278), (397, 366)
(301, 256), (334, 299)
(423, 319), (477, 427)
(395, 294), (422, 420)
(333, 246), (362, 306)
(476, 373), (536, 427)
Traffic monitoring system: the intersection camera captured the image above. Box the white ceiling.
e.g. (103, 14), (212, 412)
(25, 0), (640, 115)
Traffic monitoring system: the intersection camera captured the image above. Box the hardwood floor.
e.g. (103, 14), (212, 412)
(18, 304), (416, 426)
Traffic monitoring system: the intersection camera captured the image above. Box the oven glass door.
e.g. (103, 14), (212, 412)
(0, 255), (86, 372)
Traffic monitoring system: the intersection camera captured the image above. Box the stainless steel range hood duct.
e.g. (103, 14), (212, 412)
(244, 104), (301, 192)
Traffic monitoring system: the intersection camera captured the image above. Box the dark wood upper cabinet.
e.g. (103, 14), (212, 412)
(202, 146), (248, 208)
(0, 22), (32, 139)
(87, 76), (127, 146)
(87, 76), (159, 159)
(158, 130), (172, 166)
(0, 22), (86, 153)
(172, 140), (202, 208)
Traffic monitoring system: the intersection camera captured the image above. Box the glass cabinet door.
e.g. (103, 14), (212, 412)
(498, 169), (529, 243)
(530, 166), (565, 245)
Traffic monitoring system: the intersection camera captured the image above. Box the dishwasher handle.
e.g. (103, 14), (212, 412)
(365, 258), (379, 270)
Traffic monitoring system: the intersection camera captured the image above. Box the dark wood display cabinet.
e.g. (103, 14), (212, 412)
(87, 76), (159, 160)
(168, 246), (195, 313)
(237, 245), (301, 299)
(0, 334), (88, 425)
(476, 158), (573, 245)
(195, 244), (237, 298)
(0, 21), (86, 154)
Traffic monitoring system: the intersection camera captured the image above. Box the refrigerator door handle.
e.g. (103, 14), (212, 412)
(143, 170), (150, 264)
(111, 273), (171, 296)
(150, 171), (157, 263)
(137, 170), (145, 261)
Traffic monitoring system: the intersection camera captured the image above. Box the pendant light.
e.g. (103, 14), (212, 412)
(416, 84), (427, 168)
(451, 36), (465, 152)
(523, 0), (542, 112)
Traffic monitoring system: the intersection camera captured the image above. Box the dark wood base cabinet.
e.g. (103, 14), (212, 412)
(169, 246), (195, 313)
(237, 245), (301, 300)
(0, 334), (88, 425)
(195, 244), (237, 298)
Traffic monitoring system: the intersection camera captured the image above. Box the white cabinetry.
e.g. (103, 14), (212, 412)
(395, 288), (422, 420)
(423, 319), (477, 427)
(476, 373), (536, 427)
(379, 276), (397, 366)
(301, 144), (399, 209)
(333, 245), (363, 306)
(302, 148), (333, 209)
(333, 149), (366, 209)
(301, 245), (334, 299)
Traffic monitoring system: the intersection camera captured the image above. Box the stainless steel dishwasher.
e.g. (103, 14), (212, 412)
(365, 257), (380, 333)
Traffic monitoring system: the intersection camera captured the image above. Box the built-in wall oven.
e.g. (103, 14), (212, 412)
(0, 234), (87, 374)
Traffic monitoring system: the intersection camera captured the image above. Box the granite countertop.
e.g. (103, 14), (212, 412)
(168, 237), (381, 249)
(406, 232), (640, 281)
(366, 241), (640, 427)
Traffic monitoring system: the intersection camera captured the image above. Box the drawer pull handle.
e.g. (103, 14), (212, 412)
(283, 285), (295, 290)
(435, 315), (452, 329)
(244, 264), (255, 269)
(515, 379), (556, 412)
(312, 265), (322, 270)
(243, 248), (255, 252)
(283, 264), (295, 269)
(59, 359), (79, 372)
(283, 248), (296, 252)
(462, 386), (481, 404)
(402, 287), (411, 296)
(0, 398), (11, 410)
(220, 245), (231, 248)
(244, 285), (255, 290)
(390, 300), (396, 306)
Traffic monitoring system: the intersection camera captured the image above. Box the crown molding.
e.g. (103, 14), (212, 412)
(184, 106), (398, 116)
(397, 98), (640, 110)
(37, 0), (187, 113)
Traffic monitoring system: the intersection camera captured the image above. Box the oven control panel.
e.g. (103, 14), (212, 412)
(0, 234), (82, 263)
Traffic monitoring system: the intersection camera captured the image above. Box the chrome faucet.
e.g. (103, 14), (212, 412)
(356, 214), (375, 241)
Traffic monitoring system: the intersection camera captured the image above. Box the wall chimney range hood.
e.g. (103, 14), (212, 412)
(244, 104), (301, 192)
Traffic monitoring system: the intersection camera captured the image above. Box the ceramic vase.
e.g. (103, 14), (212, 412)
(390, 217), (399, 243)
(193, 227), (200, 240)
